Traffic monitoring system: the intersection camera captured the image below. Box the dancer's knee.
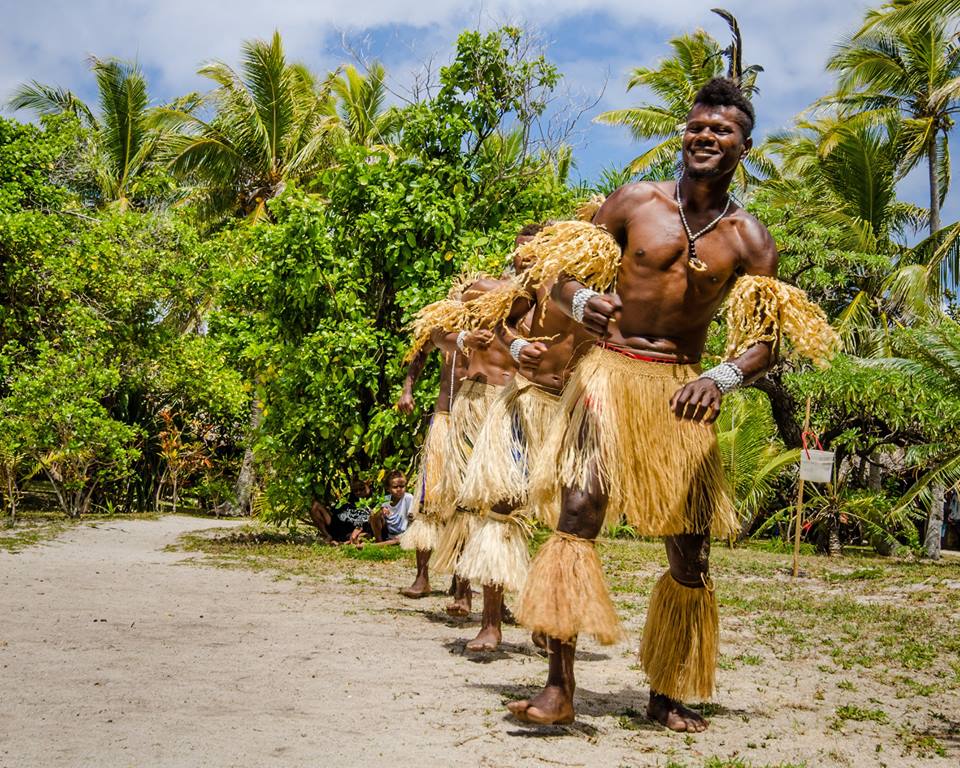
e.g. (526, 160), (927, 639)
(557, 486), (605, 540)
(665, 533), (711, 587)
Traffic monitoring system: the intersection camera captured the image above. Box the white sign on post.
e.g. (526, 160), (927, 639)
(799, 449), (834, 484)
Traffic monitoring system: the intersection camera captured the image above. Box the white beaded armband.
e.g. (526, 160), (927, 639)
(509, 338), (530, 363)
(456, 330), (469, 353)
(701, 361), (744, 394)
(571, 288), (599, 324)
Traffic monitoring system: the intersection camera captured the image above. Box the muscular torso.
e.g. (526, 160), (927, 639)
(523, 281), (594, 393)
(464, 279), (518, 386)
(596, 181), (763, 361)
(435, 349), (468, 412)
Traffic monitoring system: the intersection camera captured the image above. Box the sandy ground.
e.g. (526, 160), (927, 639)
(1, 515), (957, 768)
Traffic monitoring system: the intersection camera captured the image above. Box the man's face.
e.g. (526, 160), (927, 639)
(682, 104), (752, 180)
(350, 479), (369, 499)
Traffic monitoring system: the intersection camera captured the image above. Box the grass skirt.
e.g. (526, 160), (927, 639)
(640, 571), (719, 702)
(400, 412), (452, 552)
(457, 376), (561, 523)
(529, 347), (737, 538)
(515, 533), (624, 645)
(431, 509), (480, 575)
(435, 379), (503, 516)
(455, 513), (530, 591)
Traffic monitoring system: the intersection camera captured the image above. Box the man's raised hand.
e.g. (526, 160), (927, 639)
(582, 294), (622, 338)
(669, 378), (722, 424)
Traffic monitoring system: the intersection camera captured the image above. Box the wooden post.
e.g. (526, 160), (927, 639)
(793, 397), (812, 578)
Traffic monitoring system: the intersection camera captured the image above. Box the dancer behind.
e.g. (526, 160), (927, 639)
(454, 216), (598, 651)
(508, 78), (838, 729)
(397, 279), (473, 598)
(429, 265), (527, 617)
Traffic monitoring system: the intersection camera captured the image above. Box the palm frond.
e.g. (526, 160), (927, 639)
(8, 81), (96, 125)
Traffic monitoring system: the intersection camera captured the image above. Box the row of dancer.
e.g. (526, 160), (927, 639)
(393, 77), (838, 731)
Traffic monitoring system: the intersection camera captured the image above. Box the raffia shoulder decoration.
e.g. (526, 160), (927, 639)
(575, 194), (606, 222)
(463, 220), (621, 328)
(464, 275), (531, 328)
(522, 220), (621, 293)
(402, 298), (471, 364)
(725, 275), (840, 367)
(447, 270), (485, 301)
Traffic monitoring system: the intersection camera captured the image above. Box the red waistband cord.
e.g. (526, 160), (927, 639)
(595, 340), (697, 365)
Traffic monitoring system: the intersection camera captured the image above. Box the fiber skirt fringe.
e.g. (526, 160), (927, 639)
(641, 571), (719, 701)
(431, 509), (479, 575)
(408, 412), (454, 524)
(529, 347), (737, 538)
(399, 515), (441, 552)
(458, 376), (561, 523)
(455, 514), (530, 592)
(435, 379), (503, 515)
(515, 533), (624, 645)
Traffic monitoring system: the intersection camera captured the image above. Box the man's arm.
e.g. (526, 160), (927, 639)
(670, 218), (780, 423)
(396, 343), (432, 414)
(549, 185), (639, 336)
(494, 285), (550, 373)
(430, 328), (494, 355)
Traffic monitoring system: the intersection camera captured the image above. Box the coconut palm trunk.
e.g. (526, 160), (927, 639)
(925, 482), (945, 559)
(928, 133), (942, 237)
(227, 400), (261, 517)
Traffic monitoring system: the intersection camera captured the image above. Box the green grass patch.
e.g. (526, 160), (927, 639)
(340, 545), (409, 561)
(832, 704), (889, 729)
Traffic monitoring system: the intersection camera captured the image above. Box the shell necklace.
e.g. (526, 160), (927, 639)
(675, 180), (731, 272)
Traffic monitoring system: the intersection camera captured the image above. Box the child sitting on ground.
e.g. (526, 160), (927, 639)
(363, 470), (413, 546)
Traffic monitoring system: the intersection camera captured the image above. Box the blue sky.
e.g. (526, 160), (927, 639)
(1, 0), (955, 227)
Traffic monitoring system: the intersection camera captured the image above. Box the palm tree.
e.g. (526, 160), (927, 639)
(594, 12), (767, 189)
(10, 57), (157, 211)
(328, 63), (401, 149)
(883, 0), (960, 30)
(875, 319), (960, 556)
(825, 1), (960, 238)
(761, 115), (944, 353)
(154, 31), (337, 222)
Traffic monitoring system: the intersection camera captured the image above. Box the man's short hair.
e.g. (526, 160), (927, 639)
(691, 78), (755, 137)
(518, 223), (544, 237)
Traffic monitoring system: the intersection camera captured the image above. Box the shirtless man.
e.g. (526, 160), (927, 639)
(509, 78), (780, 731)
(429, 227), (549, 626)
(455, 224), (596, 651)
(396, 339), (468, 598)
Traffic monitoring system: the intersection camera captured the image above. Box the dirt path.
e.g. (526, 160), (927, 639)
(1, 516), (956, 768)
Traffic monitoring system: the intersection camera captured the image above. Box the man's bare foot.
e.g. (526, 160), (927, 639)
(465, 624), (501, 652)
(646, 691), (709, 732)
(507, 685), (574, 725)
(445, 595), (471, 617)
(400, 576), (430, 599)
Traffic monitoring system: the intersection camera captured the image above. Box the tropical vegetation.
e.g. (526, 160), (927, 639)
(2, 2), (959, 560)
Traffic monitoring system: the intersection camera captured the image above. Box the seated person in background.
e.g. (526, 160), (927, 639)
(314, 477), (373, 544)
(364, 470), (413, 546)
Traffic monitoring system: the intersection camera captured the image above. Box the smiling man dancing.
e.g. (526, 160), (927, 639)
(507, 78), (837, 730)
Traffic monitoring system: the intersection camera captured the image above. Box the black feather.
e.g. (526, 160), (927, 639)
(711, 7), (743, 85)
